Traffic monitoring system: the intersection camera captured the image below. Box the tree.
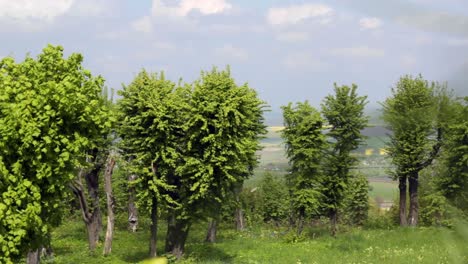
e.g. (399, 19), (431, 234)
(436, 97), (468, 211)
(167, 67), (266, 255)
(118, 70), (179, 257)
(0, 45), (112, 263)
(281, 101), (325, 234)
(258, 172), (290, 224)
(118, 67), (265, 258)
(382, 75), (443, 226)
(341, 174), (370, 226)
(321, 83), (368, 235)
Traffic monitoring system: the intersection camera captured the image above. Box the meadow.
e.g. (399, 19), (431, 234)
(48, 217), (468, 264)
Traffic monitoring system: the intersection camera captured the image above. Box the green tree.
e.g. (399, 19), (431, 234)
(0, 45), (112, 263)
(258, 172), (290, 224)
(321, 83), (368, 235)
(281, 101), (325, 234)
(168, 67), (266, 257)
(118, 70), (179, 257)
(436, 97), (468, 211)
(341, 174), (370, 226)
(118, 67), (266, 259)
(382, 75), (443, 226)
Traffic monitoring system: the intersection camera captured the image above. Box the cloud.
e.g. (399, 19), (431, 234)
(283, 52), (329, 71)
(330, 46), (385, 58)
(0, 0), (73, 22)
(276, 31), (310, 43)
(267, 4), (333, 26)
(151, 0), (232, 17)
(446, 37), (468, 46)
(71, 0), (111, 17)
(215, 45), (248, 61)
(359, 17), (382, 30)
(396, 12), (468, 37)
(132, 16), (153, 33)
(337, 0), (468, 37)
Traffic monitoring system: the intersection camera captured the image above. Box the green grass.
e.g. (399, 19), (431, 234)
(369, 181), (397, 202)
(45, 218), (468, 264)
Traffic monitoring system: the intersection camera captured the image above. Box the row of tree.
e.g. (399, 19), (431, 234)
(0, 45), (466, 263)
(280, 84), (369, 236)
(0, 45), (266, 262)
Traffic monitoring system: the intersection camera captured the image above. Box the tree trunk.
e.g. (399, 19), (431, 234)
(398, 176), (408, 226)
(297, 208), (305, 235)
(70, 149), (104, 252)
(149, 196), (158, 258)
(235, 208), (245, 231)
(234, 183), (245, 231)
(329, 209), (337, 237)
(103, 157), (116, 256)
(165, 210), (190, 259)
(26, 249), (40, 264)
(408, 173), (419, 226)
(128, 173), (139, 232)
(205, 219), (217, 243)
(86, 213), (101, 251)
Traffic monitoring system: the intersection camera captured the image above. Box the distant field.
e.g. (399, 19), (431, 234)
(254, 126), (396, 203)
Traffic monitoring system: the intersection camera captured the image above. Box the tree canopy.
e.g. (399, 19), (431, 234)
(0, 45), (112, 263)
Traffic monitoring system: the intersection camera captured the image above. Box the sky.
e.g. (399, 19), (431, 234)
(1, 0), (468, 111)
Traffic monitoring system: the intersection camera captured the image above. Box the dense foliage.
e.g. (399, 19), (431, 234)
(382, 75), (444, 226)
(321, 84), (368, 235)
(0, 45), (111, 263)
(281, 101), (325, 233)
(118, 67), (266, 258)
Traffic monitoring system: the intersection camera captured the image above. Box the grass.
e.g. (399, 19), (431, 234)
(44, 217), (468, 264)
(369, 181), (397, 202)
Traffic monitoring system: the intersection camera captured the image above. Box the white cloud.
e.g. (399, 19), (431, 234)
(215, 45), (248, 61)
(276, 32), (310, 43)
(330, 46), (385, 58)
(0, 0), (73, 22)
(359, 17), (382, 30)
(71, 0), (111, 17)
(132, 16), (153, 33)
(267, 4), (333, 26)
(283, 52), (329, 71)
(152, 0), (232, 17)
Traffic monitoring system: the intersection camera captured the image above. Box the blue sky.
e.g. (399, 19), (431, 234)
(1, 0), (467, 110)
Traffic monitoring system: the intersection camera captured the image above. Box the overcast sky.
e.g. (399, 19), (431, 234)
(1, 0), (467, 110)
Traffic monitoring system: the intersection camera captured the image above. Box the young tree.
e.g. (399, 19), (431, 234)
(0, 45), (112, 263)
(258, 172), (290, 224)
(382, 75), (443, 226)
(118, 70), (179, 257)
(341, 174), (370, 226)
(321, 83), (368, 235)
(436, 97), (468, 211)
(281, 101), (325, 234)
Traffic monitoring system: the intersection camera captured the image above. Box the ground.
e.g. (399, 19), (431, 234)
(46, 218), (468, 264)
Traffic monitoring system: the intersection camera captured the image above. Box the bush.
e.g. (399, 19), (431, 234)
(364, 199), (396, 229)
(341, 174), (370, 226)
